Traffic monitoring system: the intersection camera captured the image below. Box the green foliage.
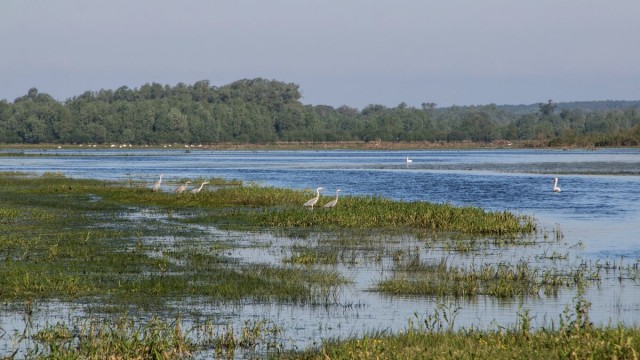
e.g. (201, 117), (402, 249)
(254, 195), (535, 235)
(1, 80), (639, 146)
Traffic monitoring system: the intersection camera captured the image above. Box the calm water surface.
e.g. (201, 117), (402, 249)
(1, 148), (640, 354)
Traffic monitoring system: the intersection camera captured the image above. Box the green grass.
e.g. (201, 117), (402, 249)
(283, 246), (339, 266)
(0, 171), (541, 307)
(281, 297), (639, 360)
(3, 171), (640, 359)
(283, 324), (640, 360)
(26, 315), (283, 359)
(254, 195), (536, 235)
(0, 172), (348, 307)
(375, 256), (597, 299)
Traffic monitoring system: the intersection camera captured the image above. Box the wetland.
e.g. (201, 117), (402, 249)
(1, 148), (640, 358)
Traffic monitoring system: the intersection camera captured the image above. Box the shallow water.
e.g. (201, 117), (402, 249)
(3, 148), (639, 252)
(1, 148), (640, 355)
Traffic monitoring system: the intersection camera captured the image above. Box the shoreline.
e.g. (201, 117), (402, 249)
(0, 140), (621, 151)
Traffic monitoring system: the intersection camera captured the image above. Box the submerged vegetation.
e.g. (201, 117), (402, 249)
(2, 171), (640, 358)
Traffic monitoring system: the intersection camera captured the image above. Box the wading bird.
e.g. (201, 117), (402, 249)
(190, 181), (209, 194)
(303, 187), (324, 210)
(553, 177), (561, 192)
(323, 189), (342, 209)
(152, 174), (164, 192)
(174, 180), (191, 194)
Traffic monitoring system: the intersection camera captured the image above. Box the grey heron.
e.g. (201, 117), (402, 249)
(303, 187), (324, 209)
(323, 189), (342, 209)
(152, 174), (164, 192)
(190, 181), (210, 194)
(174, 180), (191, 193)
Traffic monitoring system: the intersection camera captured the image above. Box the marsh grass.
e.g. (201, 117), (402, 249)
(132, 183), (536, 235)
(4, 171), (609, 358)
(254, 195), (536, 235)
(281, 230), (430, 269)
(282, 295), (640, 360)
(375, 256), (597, 299)
(116, 177), (537, 235)
(26, 315), (283, 359)
(285, 321), (640, 360)
(1, 171), (542, 309)
(0, 172), (348, 308)
(283, 246), (339, 266)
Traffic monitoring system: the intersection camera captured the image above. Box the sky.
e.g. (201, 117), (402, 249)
(1, 0), (639, 109)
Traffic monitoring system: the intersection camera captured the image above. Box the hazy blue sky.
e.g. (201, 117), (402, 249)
(2, 1), (639, 108)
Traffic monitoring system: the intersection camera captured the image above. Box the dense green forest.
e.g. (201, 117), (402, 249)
(1, 78), (639, 146)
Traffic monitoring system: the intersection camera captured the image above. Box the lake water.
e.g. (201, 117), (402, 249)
(1, 147), (640, 354)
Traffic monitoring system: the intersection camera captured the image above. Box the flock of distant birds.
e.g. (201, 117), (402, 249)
(151, 174), (210, 194)
(150, 174), (343, 209)
(149, 157), (561, 209)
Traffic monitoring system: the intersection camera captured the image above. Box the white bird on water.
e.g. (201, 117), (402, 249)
(323, 189), (342, 209)
(303, 187), (324, 210)
(553, 177), (561, 192)
(174, 180), (191, 193)
(152, 174), (164, 192)
(190, 181), (209, 194)
(406, 157), (413, 163)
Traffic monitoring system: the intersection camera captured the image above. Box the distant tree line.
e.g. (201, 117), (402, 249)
(1, 79), (639, 147)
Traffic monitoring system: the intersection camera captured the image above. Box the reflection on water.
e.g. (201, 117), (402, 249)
(1, 148), (640, 355)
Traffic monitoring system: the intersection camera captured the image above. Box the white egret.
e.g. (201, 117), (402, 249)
(553, 177), (561, 192)
(323, 189), (342, 209)
(190, 181), (210, 194)
(303, 187), (324, 209)
(152, 174), (164, 192)
(174, 180), (191, 193)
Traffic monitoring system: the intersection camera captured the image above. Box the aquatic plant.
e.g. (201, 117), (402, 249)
(282, 297), (640, 360)
(23, 316), (284, 359)
(374, 257), (597, 299)
(7, 171), (628, 359)
(0, 173), (348, 307)
(254, 195), (536, 235)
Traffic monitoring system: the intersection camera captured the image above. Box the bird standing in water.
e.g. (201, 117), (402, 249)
(303, 187), (324, 209)
(323, 189), (342, 209)
(152, 174), (164, 192)
(553, 177), (561, 192)
(190, 181), (210, 194)
(174, 180), (191, 193)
